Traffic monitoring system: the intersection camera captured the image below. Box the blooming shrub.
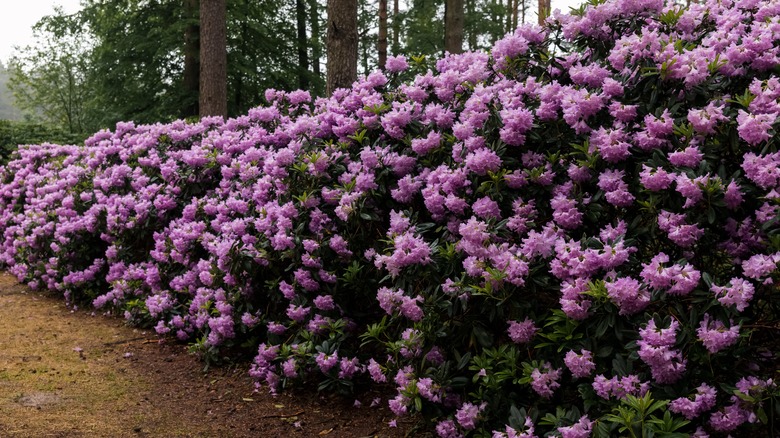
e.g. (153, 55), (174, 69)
(1, 0), (779, 435)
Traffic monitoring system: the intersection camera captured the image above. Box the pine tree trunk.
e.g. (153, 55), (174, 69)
(538, 0), (550, 26)
(309, 0), (321, 79)
(199, 0), (227, 118)
(521, 0), (526, 24)
(506, 0), (512, 33)
(182, 0), (199, 118)
(378, 0), (387, 70)
(466, 0), (476, 50)
(326, 0), (357, 95)
(444, 0), (464, 54)
(296, 0), (310, 90)
(392, 0), (399, 55)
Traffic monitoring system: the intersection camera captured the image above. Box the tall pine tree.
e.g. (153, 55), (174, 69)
(326, 0), (358, 94)
(444, 0), (464, 54)
(199, 0), (227, 117)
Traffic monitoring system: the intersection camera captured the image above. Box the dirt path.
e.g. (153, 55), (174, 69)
(0, 272), (417, 438)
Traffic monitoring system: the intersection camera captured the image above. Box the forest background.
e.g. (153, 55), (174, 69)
(0, 0), (581, 139)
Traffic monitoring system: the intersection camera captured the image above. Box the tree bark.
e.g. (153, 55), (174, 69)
(326, 0), (357, 95)
(466, 0), (476, 50)
(309, 0), (321, 79)
(378, 0), (387, 70)
(444, 0), (464, 54)
(506, 0), (512, 33)
(182, 0), (199, 118)
(199, 0), (227, 118)
(538, 0), (550, 26)
(392, 0), (399, 55)
(521, 0), (526, 24)
(296, 0), (310, 90)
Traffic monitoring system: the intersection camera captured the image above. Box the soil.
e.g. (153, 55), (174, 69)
(0, 272), (427, 437)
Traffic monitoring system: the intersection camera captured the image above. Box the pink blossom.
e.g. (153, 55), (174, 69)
(507, 318), (537, 343)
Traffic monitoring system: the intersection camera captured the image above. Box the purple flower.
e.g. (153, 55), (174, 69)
(709, 403), (752, 432)
(558, 415), (593, 438)
(591, 127), (631, 162)
(593, 374), (649, 400)
(741, 252), (779, 281)
(417, 377), (442, 402)
(385, 55), (409, 72)
(411, 131), (442, 156)
(399, 295), (424, 321)
(472, 197), (501, 219)
(313, 294), (336, 311)
(551, 194), (582, 230)
(388, 394), (410, 416)
(465, 148), (502, 175)
(598, 169), (634, 207)
(638, 319), (686, 384)
(657, 210), (704, 248)
(639, 165), (674, 191)
(286, 304), (311, 322)
(530, 362), (562, 398)
(455, 402), (486, 430)
(338, 356), (361, 379)
(697, 314), (740, 353)
(492, 417), (536, 438)
(507, 318), (537, 343)
(687, 102), (727, 135)
(606, 277), (650, 315)
(282, 357), (297, 378)
(564, 349), (596, 378)
(670, 384), (717, 420)
(436, 419), (463, 438)
(737, 110), (776, 146)
(711, 278), (755, 312)
(315, 351), (339, 373)
(668, 146), (704, 168)
(367, 358), (386, 383)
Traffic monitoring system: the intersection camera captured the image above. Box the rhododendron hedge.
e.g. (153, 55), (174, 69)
(1, 0), (779, 435)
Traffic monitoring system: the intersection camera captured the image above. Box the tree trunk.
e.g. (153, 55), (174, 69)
(491, 0), (504, 33)
(512, 0), (518, 29)
(444, 0), (464, 54)
(182, 0), (199, 118)
(466, 0), (476, 50)
(309, 0), (321, 79)
(506, 0), (512, 33)
(199, 0), (227, 118)
(234, 4), (247, 113)
(521, 0), (526, 24)
(296, 0), (310, 90)
(538, 0), (550, 26)
(326, 0), (357, 95)
(392, 0), (399, 55)
(378, 0), (387, 70)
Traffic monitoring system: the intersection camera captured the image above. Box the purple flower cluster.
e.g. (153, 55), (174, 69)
(637, 319), (686, 384)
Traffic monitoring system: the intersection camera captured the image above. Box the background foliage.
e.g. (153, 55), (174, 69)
(3, 0), (537, 133)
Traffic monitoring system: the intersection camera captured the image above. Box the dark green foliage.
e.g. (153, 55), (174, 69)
(0, 120), (86, 165)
